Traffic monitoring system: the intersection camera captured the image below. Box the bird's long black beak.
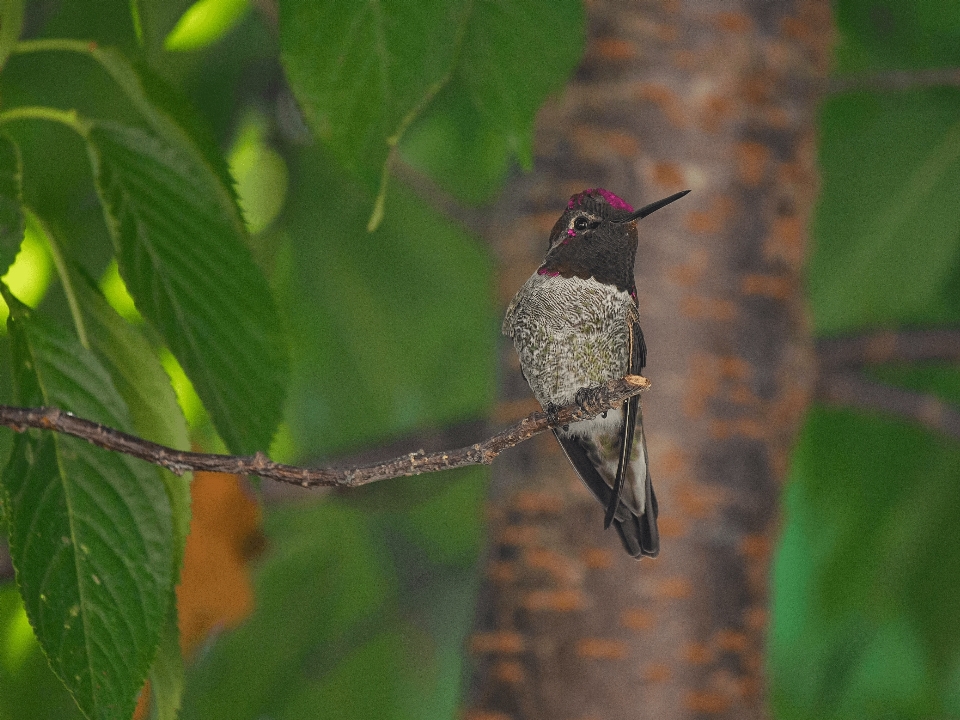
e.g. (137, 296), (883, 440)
(617, 189), (690, 222)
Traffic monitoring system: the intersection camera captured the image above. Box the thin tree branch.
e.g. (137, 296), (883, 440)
(0, 375), (650, 488)
(817, 370), (960, 442)
(829, 68), (960, 94)
(817, 328), (960, 371)
(261, 417), (490, 502)
(0, 541), (12, 584)
(815, 328), (960, 441)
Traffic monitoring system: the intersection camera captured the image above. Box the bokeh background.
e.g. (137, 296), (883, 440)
(0, 1), (958, 719)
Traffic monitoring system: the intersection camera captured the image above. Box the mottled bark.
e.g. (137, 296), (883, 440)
(466, 2), (832, 719)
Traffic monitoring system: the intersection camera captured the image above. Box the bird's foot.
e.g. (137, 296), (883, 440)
(574, 386), (603, 415)
(544, 402), (569, 432)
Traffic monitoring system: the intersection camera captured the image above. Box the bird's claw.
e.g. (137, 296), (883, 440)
(544, 401), (562, 422)
(574, 386), (598, 413)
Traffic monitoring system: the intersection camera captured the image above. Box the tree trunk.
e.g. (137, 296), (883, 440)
(466, 2), (832, 718)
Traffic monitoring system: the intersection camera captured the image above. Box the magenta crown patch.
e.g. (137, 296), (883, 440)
(567, 188), (634, 213)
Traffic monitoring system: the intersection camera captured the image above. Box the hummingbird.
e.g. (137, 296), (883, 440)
(502, 187), (689, 558)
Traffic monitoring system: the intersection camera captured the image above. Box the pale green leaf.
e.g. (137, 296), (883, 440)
(0, 0), (24, 70)
(164, 0), (250, 52)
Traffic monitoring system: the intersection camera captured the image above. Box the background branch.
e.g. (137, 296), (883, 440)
(816, 370), (960, 442)
(814, 328), (960, 441)
(828, 68), (960, 94)
(0, 541), (11, 584)
(0, 375), (649, 488)
(817, 328), (960, 370)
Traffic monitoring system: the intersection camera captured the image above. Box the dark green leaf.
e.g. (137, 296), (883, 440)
(400, 0), (584, 203)
(67, 262), (189, 719)
(834, 0), (960, 73)
(148, 599), (185, 720)
(84, 45), (242, 210)
(86, 122), (286, 453)
(771, 406), (960, 720)
(809, 89), (960, 335)
(398, 73), (512, 204)
(0, 133), (24, 277)
(182, 502), (392, 719)
(60, 252), (190, 720)
(0, 291), (173, 720)
(278, 0), (470, 191)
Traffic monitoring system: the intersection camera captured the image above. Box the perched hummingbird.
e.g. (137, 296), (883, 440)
(502, 188), (689, 558)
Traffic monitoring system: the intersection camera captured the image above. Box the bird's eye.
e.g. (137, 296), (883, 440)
(573, 216), (590, 231)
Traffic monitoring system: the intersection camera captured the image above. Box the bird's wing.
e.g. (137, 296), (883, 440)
(602, 310), (656, 537)
(554, 427), (658, 558)
(627, 313), (659, 556)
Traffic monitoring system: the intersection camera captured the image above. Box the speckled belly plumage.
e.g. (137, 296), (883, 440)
(503, 273), (636, 438)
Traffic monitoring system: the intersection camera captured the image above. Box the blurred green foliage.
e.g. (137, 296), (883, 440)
(773, 1), (960, 718)
(181, 469), (486, 720)
(0, 0), (581, 718)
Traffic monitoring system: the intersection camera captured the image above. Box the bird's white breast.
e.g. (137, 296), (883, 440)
(503, 272), (636, 430)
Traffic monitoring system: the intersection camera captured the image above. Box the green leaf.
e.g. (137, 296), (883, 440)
(0, 291), (173, 720)
(62, 265), (191, 566)
(278, 0), (471, 191)
(65, 266), (189, 717)
(0, 0), (24, 71)
(147, 600), (185, 720)
(399, 83), (512, 205)
(164, 0), (250, 51)
(86, 121), (286, 453)
(772, 406), (960, 719)
(834, 0), (960, 73)
(809, 89), (960, 335)
(0, 586), (86, 720)
(279, 0), (584, 205)
(400, 0), (584, 203)
(83, 44), (242, 207)
(457, 0), (584, 168)
(0, 134), (24, 277)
